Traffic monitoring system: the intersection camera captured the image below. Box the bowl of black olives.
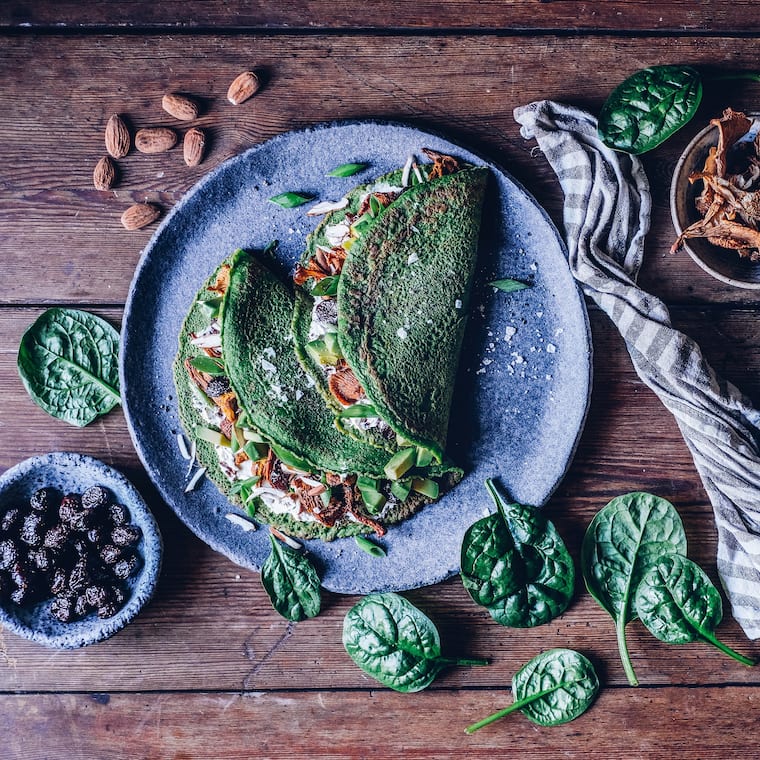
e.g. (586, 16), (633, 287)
(0, 452), (162, 648)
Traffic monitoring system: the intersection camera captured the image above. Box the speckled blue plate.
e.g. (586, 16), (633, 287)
(121, 120), (592, 595)
(0, 452), (163, 648)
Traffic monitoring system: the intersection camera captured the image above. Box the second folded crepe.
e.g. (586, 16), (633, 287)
(292, 154), (489, 465)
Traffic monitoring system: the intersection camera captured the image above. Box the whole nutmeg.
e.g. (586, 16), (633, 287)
(183, 127), (206, 167)
(120, 202), (162, 231)
(227, 71), (260, 105)
(104, 114), (131, 159)
(162, 93), (200, 121)
(93, 156), (117, 191)
(134, 127), (178, 154)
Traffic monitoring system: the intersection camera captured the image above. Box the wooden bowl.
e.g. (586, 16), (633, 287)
(670, 114), (760, 289)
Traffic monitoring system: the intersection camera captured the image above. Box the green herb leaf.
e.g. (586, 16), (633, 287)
(581, 492), (687, 686)
(342, 593), (488, 692)
(354, 535), (387, 557)
(310, 276), (340, 297)
(229, 476), (261, 495)
(327, 162), (368, 177)
(489, 278), (531, 293)
(337, 403), (376, 418)
(269, 443), (313, 473)
(634, 553), (757, 667)
(17, 308), (121, 427)
(269, 191), (314, 209)
(598, 65), (703, 155)
(261, 534), (322, 621)
(189, 355), (225, 375)
(465, 649), (599, 733)
(460, 479), (575, 628)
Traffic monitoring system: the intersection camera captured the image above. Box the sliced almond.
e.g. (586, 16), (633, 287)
(183, 127), (206, 166)
(227, 71), (260, 105)
(93, 156), (117, 191)
(105, 114), (130, 159)
(135, 127), (178, 154)
(121, 202), (161, 230)
(162, 93), (200, 121)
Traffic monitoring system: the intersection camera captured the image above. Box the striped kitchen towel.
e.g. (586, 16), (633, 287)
(514, 100), (760, 638)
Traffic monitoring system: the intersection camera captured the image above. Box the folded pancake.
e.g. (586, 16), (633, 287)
(291, 152), (488, 464)
(174, 248), (460, 541)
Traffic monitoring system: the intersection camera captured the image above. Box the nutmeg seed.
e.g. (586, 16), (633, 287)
(93, 156), (117, 191)
(104, 114), (130, 159)
(227, 71), (261, 105)
(162, 93), (200, 121)
(183, 127), (206, 167)
(134, 127), (178, 154)
(120, 203), (161, 230)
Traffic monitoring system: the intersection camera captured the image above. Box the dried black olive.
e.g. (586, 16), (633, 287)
(81, 485), (111, 511)
(20, 513), (45, 547)
(86, 527), (105, 546)
(99, 544), (122, 566)
(205, 376), (231, 398)
(58, 497), (81, 526)
(74, 593), (91, 618)
(84, 584), (109, 609)
(28, 547), (53, 573)
(113, 554), (139, 580)
(50, 567), (68, 595)
(0, 538), (19, 571)
(111, 525), (141, 547)
(97, 600), (119, 619)
(50, 593), (77, 623)
(107, 503), (129, 526)
(43, 523), (70, 553)
(30, 487), (57, 513)
(68, 558), (91, 593)
(1, 507), (21, 535)
(68, 509), (95, 533)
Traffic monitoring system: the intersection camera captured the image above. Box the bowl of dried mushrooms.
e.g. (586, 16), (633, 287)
(670, 108), (760, 289)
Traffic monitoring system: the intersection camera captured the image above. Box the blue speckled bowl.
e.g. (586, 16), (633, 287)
(0, 452), (163, 648)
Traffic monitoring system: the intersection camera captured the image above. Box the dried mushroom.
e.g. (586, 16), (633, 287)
(672, 108), (760, 261)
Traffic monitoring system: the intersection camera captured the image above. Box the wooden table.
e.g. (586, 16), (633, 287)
(2, 3), (760, 758)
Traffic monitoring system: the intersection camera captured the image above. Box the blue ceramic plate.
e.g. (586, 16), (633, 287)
(121, 120), (591, 594)
(0, 452), (163, 648)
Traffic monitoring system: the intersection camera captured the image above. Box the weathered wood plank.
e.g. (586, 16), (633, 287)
(0, 687), (758, 759)
(2, 0), (759, 33)
(1, 35), (760, 305)
(1, 306), (759, 690)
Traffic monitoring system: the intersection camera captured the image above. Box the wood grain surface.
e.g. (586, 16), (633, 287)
(2, 6), (760, 759)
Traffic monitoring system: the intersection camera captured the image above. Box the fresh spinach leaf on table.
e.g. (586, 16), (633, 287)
(460, 479), (574, 627)
(634, 553), (757, 667)
(342, 592), (488, 693)
(598, 64), (760, 155)
(17, 307), (121, 426)
(581, 491), (687, 686)
(261, 534), (322, 621)
(465, 648), (599, 733)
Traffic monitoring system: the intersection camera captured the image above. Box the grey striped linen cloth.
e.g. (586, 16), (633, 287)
(514, 99), (760, 638)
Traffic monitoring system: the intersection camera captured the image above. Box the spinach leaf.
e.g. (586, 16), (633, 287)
(581, 492), (687, 686)
(465, 648), (599, 733)
(598, 65), (703, 154)
(634, 553), (756, 667)
(261, 534), (321, 621)
(17, 307), (121, 427)
(598, 65), (760, 155)
(489, 278), (530, 293)
(460, 479), (574, 627)
(342, 592), (488, 692)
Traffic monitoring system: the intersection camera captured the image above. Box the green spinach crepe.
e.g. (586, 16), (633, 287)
(291, 152), (488, 467)
(174, 248), (459, 541)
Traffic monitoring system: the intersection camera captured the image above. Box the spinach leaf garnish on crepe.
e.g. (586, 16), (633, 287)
(291, 151), (488, 465)
(173, 248), (460, 541)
